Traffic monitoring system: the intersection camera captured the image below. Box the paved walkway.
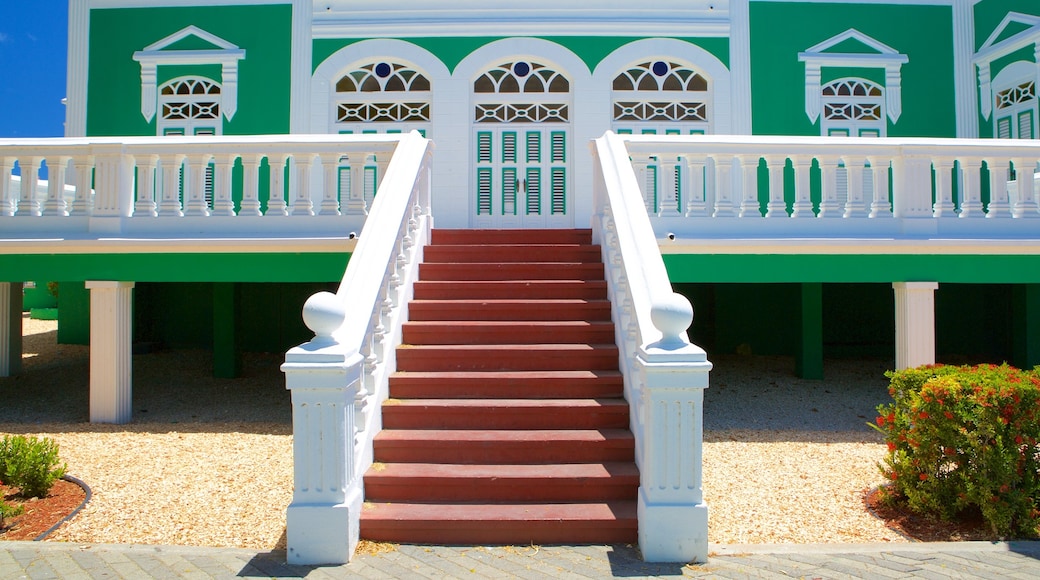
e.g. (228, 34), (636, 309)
(3, 540), (1040, 579)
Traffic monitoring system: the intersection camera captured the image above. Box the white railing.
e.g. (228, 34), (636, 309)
(280, 131), (433, 565)
(590, 131), (712, 563)
(0, 134), (398, 238)
(620, 133), (1040, 240)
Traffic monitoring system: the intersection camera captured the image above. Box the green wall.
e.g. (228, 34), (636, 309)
(749, 2), (956, 137)
(87, 4), (293, 137)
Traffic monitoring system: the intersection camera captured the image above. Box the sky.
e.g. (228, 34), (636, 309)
(0, 1), (69, 138)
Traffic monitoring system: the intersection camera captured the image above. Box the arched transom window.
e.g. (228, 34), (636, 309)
(159, 77), (222, 135)
(334, 61), (432, 126)
(821, 78), (885, 137)
(612, 60), (709, 129)
(473, 61), (570, 123)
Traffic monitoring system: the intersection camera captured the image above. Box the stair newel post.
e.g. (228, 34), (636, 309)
(282, 291), (364, 565)
(636, 292), (712, 564)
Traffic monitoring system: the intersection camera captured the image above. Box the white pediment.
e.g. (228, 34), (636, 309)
(803, 28), (902, 57)
(141, 25), (241, 53)
(977, 12), (1040, 59)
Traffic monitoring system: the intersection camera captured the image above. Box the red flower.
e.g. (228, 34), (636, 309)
(876, 416), (886, 426)
(887, 442), (897, 452)
(919, 473), (928, 481)
(944, 411), (954, 420)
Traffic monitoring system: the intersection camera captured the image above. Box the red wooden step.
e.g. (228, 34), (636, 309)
(419, 262), (604, 281)
(364, 463), (639, 502)
(381, 398), (629, 430)
(372, 429), (635, 464)
(408, 299), (611, 322)
(413, 280), (607, 300)
(424, 244), (602, 264)
(396, 344), (620, 372)
(402, 320), (616, 345)
(388, 370), (624, 399)
(360, 501), (637, 544)
(431, 228), (593, 246)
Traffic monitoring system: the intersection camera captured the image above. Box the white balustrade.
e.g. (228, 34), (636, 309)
(280, 131), (433, 565)
(0, 134), (400, 236)
(591, 132), (713, 564)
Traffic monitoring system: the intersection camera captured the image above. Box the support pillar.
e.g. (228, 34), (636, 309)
(213, 282), (241, 378)
(86, 281), (135, 423)
(893, 282), (938, 370)
(1013, 284), (1040, 369)
(796, 282), (824, 380)
(0, 283), (23, 377)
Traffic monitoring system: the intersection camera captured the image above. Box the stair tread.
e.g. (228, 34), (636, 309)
(362, 501), (636, 522)
(393, 370), (622, 379)
(386, 398), (628, 408)
(367, 462), (638, 478)
(376, 429), (634, 442)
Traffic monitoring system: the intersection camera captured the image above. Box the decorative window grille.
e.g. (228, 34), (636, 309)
(611, 61), (709, 127)
(996, 81), (1036, 111)
(820, 78), (885, 137)
(159, 78), (222, 131)
(334, 62), (432, 125)
(473, 61), (569, 124)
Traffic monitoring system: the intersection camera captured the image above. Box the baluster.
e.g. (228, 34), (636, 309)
(157, 154), (185, 217)
(682, 156), (708, 217)
(266, 154), (289, 216)
(659, 156), (681, 217)
(70, 156), (94, 216)
(239, 154), (263, 217)
(631, 154), (654, 214)
(343, 153), (369, 216)
(867, 156), (892, 218)
(318, 153), (341, 216)
(210, 154), (237, 217)
(985, 159), (1012, 218)
(183, 153), (212, 217)
(816, 155), (841, 218)
(42, 156), (71, 217)
(764, 155), (787, 218)
(355, 327), (374, 438)
(932, 158), (955, 218)
(133, 155), (158, 217)
(17, 157), (42, 216)
(711, 156), (736, 217)
(737, 154), (760, 218)
(959, 160), (984, 218)
(1012, 158), (1039, 218)
(843, 157), (868, 217)
(0, 157), (14, 216)
(290, 154), (316, 216)
(790, 155), (814, 218)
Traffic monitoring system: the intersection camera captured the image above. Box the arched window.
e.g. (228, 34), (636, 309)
(473, 61), (569, 124)
(158, 77), (222, 136)
(992, 64), (1037, 140)
(334, 61), (432, 130)
(612, 60), (709, 133)
(820, 78), (885, 137)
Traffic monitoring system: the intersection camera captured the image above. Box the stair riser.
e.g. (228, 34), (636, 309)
(364, 480), (638, 502)
(396, 349), (620, 372)
(373, 441), (634, 464)
(402, 324), (615, 345)
(419, 263), (604, 281)
(409, 302), (611, 322)
(388, 375), (624, 400)
(360, 523), (637, 545)
(431, 229), (593, 246)
(425, 246), (602, 264)
(413, 281), (607, 300)
(381, 407), (629, 430)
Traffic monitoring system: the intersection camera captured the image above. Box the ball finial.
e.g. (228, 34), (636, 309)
(650, 292), (693, 349)
(302, 291), (346, 340)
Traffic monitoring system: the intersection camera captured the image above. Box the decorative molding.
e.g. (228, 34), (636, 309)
(798, 29), (909, 124)
(973, 12), (1040, 122)
(132, 26), (246, 122)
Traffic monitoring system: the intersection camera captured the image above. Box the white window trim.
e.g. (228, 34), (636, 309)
(798, 28), (908, 125)
(973, 12), (1040, 122)
(132, 25), (245, 123)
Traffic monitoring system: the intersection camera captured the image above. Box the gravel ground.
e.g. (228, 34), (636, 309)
(1, 315), (904, 549)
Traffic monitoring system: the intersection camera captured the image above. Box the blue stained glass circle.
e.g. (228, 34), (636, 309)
(652, 61), (669, 77)
(513, 61), (531, 77)
(375, 62), (392, 78)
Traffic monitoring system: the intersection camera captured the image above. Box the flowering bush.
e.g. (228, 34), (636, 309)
(873, 363), (1040, 538)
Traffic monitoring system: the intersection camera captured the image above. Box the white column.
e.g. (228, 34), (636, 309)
(728, 0), (753, 134)
(87, 281), (135, 424)
(636, 294), (712, 563)
(893, 282), (938, 370)
(282, 292), (362, 565)
(952, 0), (978, 138)
(0, 283), (23, 377)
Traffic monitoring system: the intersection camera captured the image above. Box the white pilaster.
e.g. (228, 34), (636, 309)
(952, 0), (978, 138)
(282, 292), (363, 565)
(0, 283), (23, 377)
(728, 0), (753, 134)
(893, 282), (938, 371)
(65, 0), (89, 137)
(636, 294), (712, 563)
(289, 0), (313, 134)
(86, 281), (135, 424)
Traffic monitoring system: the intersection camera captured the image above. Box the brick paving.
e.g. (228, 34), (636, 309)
(3, 541), (1040, 579)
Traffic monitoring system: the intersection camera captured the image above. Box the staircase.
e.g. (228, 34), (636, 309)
(360, 228), (639, 545)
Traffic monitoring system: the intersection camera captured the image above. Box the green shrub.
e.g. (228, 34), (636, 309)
(0, 498), (24, 528)
(873, 363), (1040, 538)
(0, 435), (67, 499)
